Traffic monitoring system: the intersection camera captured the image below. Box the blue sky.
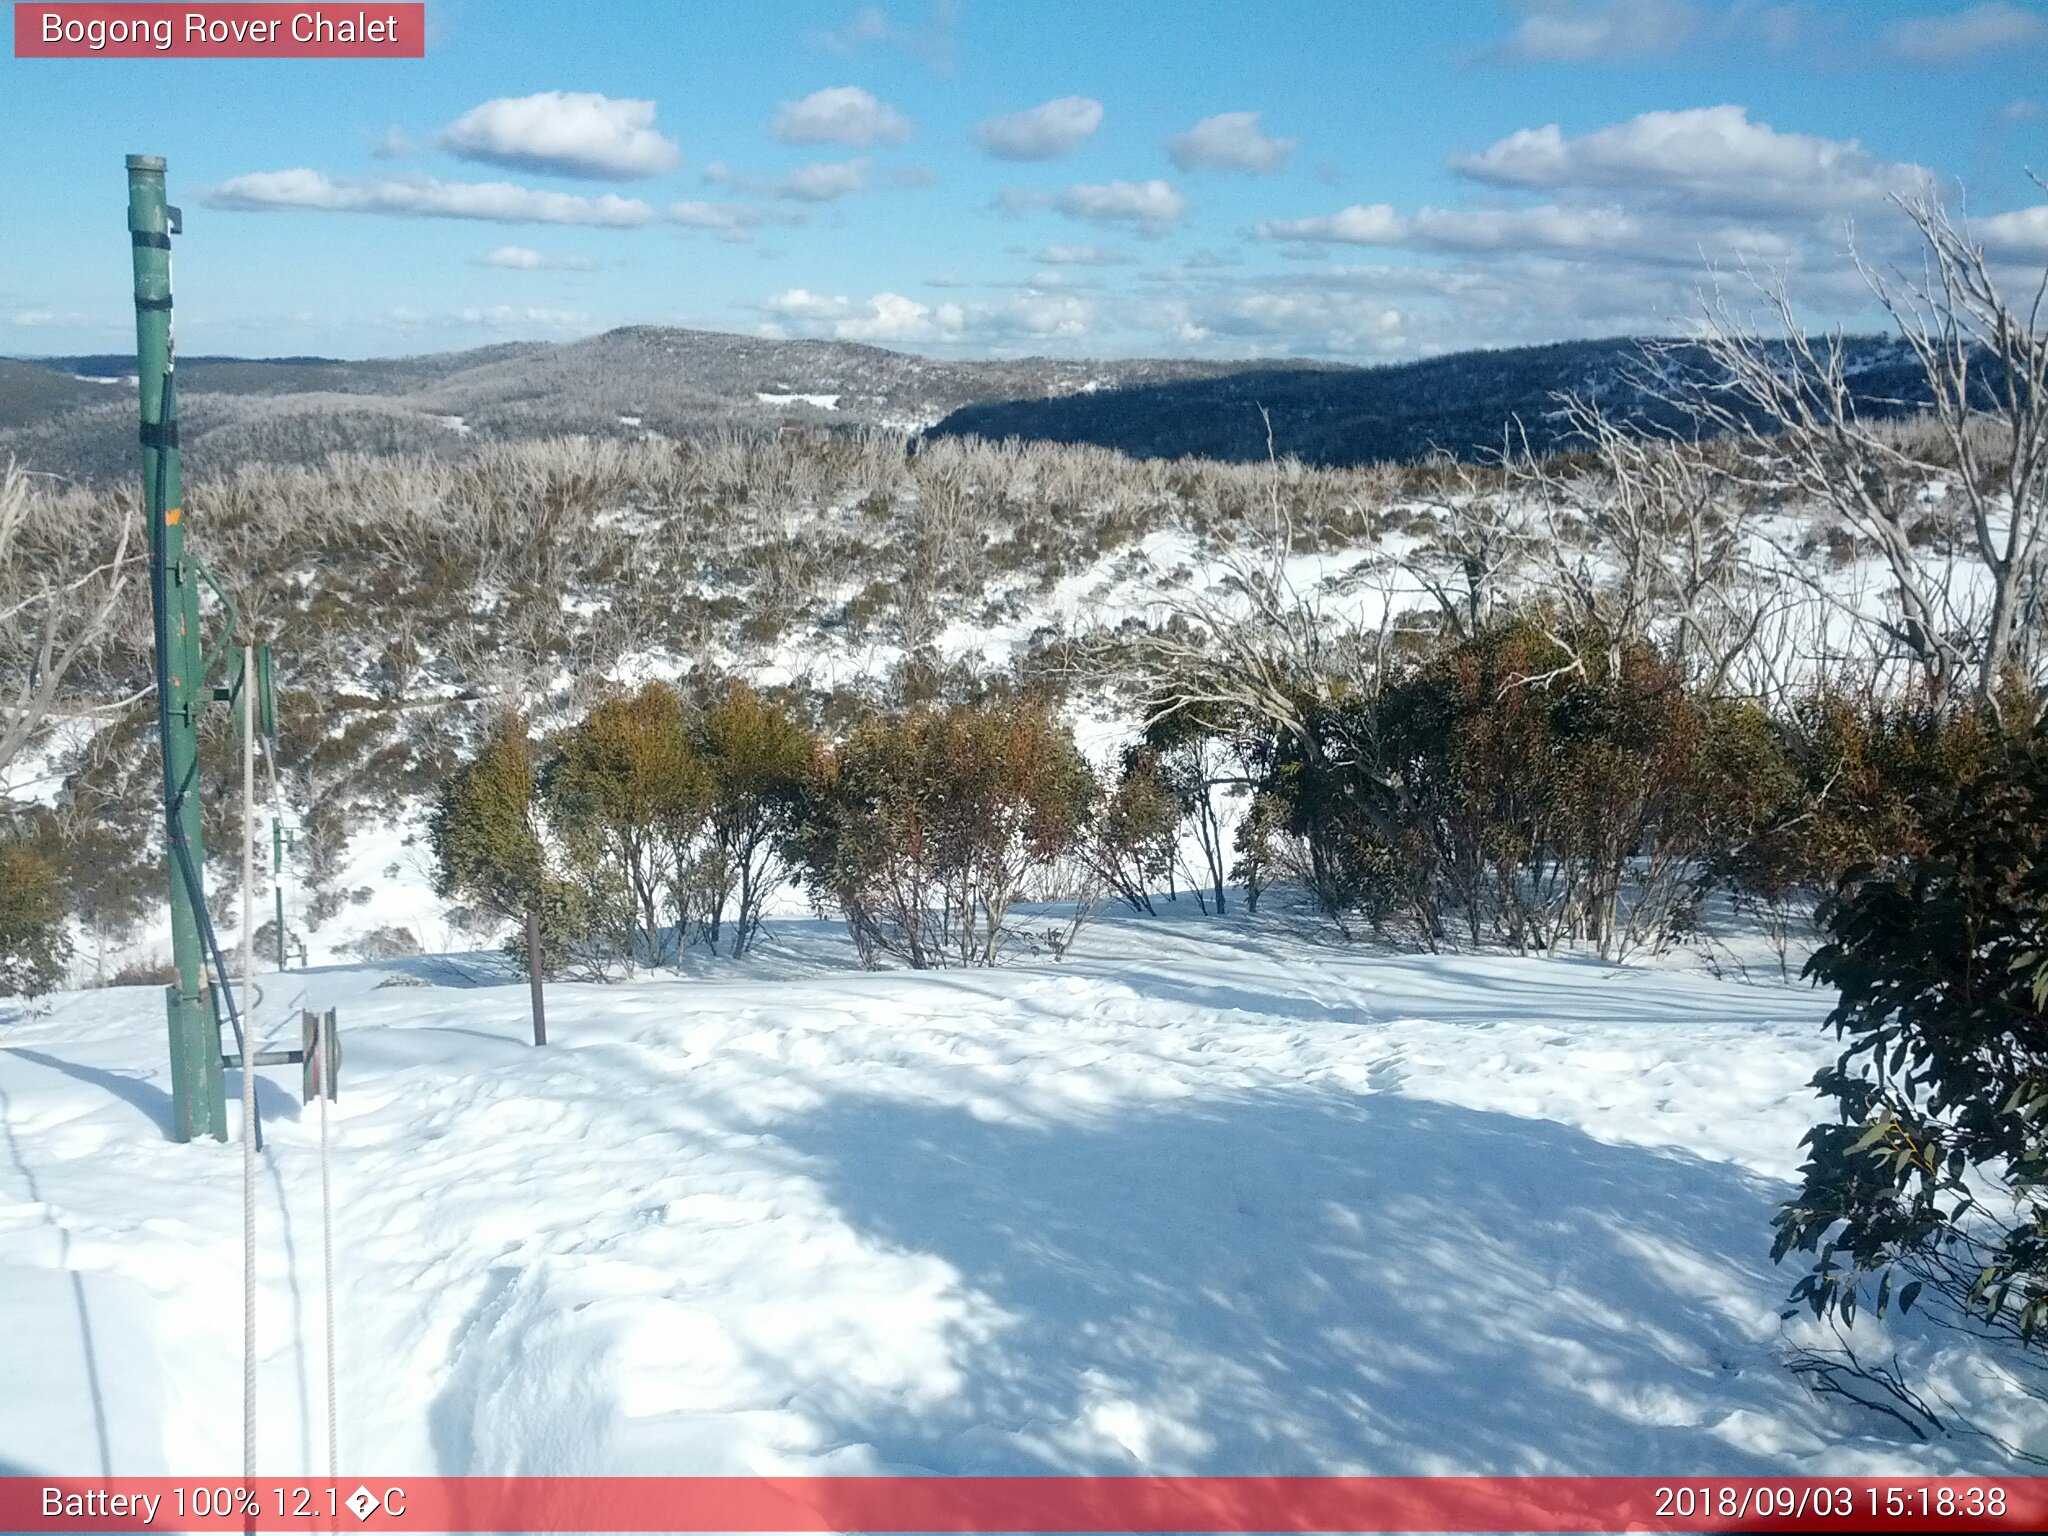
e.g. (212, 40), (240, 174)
(3, 0), (2046, 361)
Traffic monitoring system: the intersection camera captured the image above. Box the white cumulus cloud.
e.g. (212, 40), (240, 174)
(1451, 105), (1935, 213)
(1486, 0), (1700, 63)
(705, 159), (872, 202)
(839, 292), (965, 342)
(1881, 3), (2046, 63)
(1057, 179), (1188, 230)
(776, 158), (872, 201)
(765, 288), (964, 343)
(1257, 202), (1650, 254)
(203, 170), (655, 226)
(988, 292), (1093, 338)
(764, 288), (855, 322)
(762, 285), (1092, 347)
(973, 97), (1104, 160)
(1976, 204), (2048, 259)
(772, 86), (913, 146)
(440, 92), (680, 179)
(474, 246), (598, 270)
(1166, 112), (1296, 174)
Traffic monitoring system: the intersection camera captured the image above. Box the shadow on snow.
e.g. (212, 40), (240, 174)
(757, 1087), (1889, 1476)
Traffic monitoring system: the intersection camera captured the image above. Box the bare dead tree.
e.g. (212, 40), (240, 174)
(1682, 191), (2048, 719)
(1398, 450), (1532, 641)
(1874, 191), (2048, 713)
(1122, 411), (1387, 763)
(1506, 399), (1780, 696)
(0, 460), (140, 790)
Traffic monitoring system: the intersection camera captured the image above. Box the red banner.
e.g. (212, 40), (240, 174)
(13, 4), (424, 57)
(5, 1477), (2044, 1533)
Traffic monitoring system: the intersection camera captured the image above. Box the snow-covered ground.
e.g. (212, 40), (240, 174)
(3, 905), (2041, 1479)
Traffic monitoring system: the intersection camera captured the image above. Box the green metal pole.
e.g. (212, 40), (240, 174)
(130, 154), (224, 1143)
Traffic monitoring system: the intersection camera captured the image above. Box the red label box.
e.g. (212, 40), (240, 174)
(14, 4), (425, 57)
(5, 1476), (2047, 1533)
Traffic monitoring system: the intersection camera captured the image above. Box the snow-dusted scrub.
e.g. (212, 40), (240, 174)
(0, 426), (1408, 972)
(2, 399), (2032, 986)
(1097, 195), (2048, 960)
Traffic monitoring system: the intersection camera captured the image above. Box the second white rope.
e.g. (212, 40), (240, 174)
(319, 1058), (337, 1480)
(239, 643), (257, 1483)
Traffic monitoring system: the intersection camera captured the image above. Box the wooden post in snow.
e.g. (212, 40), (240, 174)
(525, 908), (548, 1046)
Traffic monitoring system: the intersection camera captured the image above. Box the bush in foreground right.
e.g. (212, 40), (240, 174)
(1774, 725), (2048, 1353)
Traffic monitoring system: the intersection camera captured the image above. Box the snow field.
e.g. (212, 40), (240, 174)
(3, 909), (2042, 1479)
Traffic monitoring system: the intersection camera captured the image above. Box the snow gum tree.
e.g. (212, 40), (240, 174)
(1691, 193), (2048, 721)
(1142, 710), (1248, 915)
(0, 458), (137, 791)
(429, 712), (558, 1041)
(797, 698), (1096, 968)
(693, 681), (820, 959)
(1087, 746), (1182, 916)
(541, 683), (709, 968)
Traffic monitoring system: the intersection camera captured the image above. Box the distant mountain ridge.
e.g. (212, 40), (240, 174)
(925, 335), (1934, 466)
(0, 326), (1262, 480)
(2, 326), (1929, 480)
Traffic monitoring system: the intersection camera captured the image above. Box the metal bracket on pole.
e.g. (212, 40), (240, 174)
(165, 986), (226, 1143)
(302, 1010), (340, 1103)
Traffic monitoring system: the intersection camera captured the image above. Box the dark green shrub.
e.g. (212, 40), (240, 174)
(1774, 727), (2048, 1347)
(1253, 621), (1797, 956)
(1, 841), (71, 998)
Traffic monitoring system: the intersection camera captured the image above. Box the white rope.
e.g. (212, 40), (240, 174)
(240, 643), (257, 1482)
(257, 719), (337, 1478)
(319, 1048), (337, 1479)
